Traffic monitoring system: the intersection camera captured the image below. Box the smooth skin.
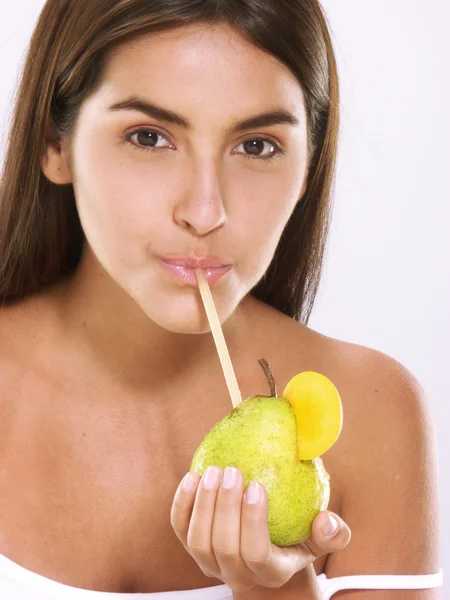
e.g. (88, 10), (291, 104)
(0, 20), (439, 600)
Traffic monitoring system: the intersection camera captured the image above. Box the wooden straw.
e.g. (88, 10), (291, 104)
(195, 268), (242, 408)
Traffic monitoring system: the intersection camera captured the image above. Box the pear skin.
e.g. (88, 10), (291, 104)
(190, 396), (330, 546)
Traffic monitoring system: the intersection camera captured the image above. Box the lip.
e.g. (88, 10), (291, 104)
(158, 255), (231, 269)
(157, 256), (232, 287)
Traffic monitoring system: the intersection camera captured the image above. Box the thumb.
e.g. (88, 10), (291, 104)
(305, 511), (351, 558)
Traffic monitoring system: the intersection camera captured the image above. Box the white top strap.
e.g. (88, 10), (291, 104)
(318, 570), (444, 597)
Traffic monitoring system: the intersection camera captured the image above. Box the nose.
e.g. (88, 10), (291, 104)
(173, 159), (227, 237)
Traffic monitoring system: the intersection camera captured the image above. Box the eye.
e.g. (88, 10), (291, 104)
(125, 128), (173, 152)
(233, 137), (285, 161)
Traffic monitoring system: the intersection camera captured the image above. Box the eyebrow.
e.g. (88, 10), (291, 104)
(108, 96), (300, 132)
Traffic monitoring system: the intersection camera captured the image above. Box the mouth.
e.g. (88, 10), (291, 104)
(157, 256), (233, 287)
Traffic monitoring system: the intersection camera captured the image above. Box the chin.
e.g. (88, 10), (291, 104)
(153, 308), (212, 335)
(133, 290), (238, 335)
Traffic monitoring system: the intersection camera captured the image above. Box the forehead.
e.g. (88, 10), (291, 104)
(96, 22), (306, 122)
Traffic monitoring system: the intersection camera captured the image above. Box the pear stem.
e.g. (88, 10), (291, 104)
(258, 358), (278, 397)
(195, 268), (243, 408)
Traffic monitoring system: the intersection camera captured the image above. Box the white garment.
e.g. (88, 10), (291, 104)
(0, 553), (443, 600)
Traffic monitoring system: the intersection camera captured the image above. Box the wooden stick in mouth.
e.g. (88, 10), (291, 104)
(195, 268), (243, 408)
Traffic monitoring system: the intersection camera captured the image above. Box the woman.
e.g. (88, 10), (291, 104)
(0, 0), (442, 598)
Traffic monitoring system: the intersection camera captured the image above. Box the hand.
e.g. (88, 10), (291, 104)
(170, 466), (351, 592)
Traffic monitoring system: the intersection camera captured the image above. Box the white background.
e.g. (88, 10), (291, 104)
(1, 0), (449, 594)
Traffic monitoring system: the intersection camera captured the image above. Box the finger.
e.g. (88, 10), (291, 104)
(269, 511), (351, 584)
(187, 466), (222, 577)
(170, 471), (201, 549)
(212, 467), (253, 584)
(302, 511), (351, 560)
(240, 481), (282, 586)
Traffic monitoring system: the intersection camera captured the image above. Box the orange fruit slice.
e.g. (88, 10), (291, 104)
(282, 371), (343, 460)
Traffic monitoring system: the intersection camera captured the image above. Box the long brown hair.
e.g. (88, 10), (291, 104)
(0, 0), (339, 323)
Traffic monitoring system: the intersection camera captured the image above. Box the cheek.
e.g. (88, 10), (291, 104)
(72, 141), (173, 265)
(231, 163), (303, 268)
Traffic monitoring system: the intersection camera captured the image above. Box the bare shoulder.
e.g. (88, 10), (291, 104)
(251, 298), (441, 583)
(247, 297), (439, 475)
(250, 298), (437, 452)
(0, 300), (32, 456)
(249, 295), (432, 407)
(322, 335), (441, 584)
(0, 293), (56, 419)
(0, 300), (29, 392)
(0, 296), (40, 370)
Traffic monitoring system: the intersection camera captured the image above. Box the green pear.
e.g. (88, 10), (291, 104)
(190, 392), (330, 546)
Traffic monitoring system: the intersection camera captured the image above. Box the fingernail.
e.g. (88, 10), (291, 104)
(244, 481), (261, 504)
(223, 466), (239, 489)
(322, 514), (339, 537)
(203, 466), (221, 490)
(182, 472), (197, 493)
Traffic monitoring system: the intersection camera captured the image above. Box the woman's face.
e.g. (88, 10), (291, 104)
(66, 22), (309, 333)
